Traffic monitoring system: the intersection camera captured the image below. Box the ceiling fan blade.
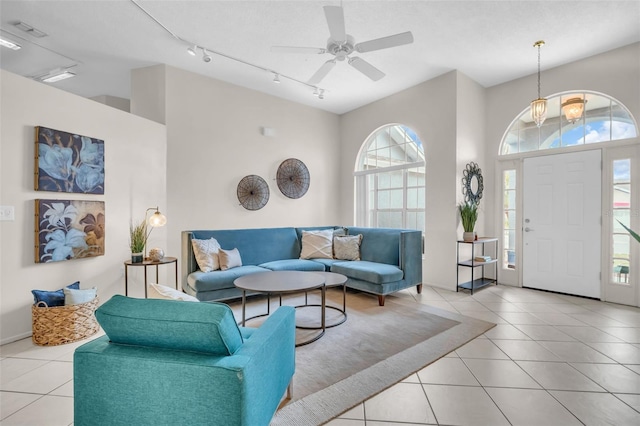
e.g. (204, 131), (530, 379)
(348, 57), (385, 81)
(271, 46), (326, 54)
(307, 60), (337, 85)
(355, 31), (414, 53)
(324, 5), (346, 42)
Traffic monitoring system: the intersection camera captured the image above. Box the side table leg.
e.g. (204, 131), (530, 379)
(124, 264), (128, 296)
(321, 286), (326, 331)
(144, 266), (148, 298)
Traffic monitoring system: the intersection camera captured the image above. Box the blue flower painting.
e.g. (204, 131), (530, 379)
(35, 199), (105, 263)
(35, 126), (105, 194)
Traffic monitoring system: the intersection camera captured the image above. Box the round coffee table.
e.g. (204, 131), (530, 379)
(234, 271), (326, 346)
(296, 272), (348, 328)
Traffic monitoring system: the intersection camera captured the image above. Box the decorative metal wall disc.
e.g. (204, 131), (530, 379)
(276, 158), (310, 199)
(237, 175), (269, 210)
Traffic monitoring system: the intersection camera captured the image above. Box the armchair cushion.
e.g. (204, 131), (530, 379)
(95, 295), (243, 355)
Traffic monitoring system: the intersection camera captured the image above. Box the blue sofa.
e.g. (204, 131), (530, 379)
(182, 226), (422, 306)
(74, 295), (295, 426)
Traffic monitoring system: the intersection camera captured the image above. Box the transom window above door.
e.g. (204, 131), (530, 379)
(501, 91), (637, 155)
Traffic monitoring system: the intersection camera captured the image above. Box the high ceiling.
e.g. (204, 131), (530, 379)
(1, 0), (639, 114)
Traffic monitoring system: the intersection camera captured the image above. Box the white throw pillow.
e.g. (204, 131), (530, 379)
(191, 237), (221, 272)
(64, 287), (97, 305)
(333, 234), (363, 261)
(148, 283), (199, 302)
(219, 248), (242, 271)
(300, 230), (334, 259)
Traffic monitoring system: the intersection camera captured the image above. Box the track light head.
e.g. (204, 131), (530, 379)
(202, 48), (212, 63)
(313, 87), (319, 97)
(187, 45), (197, 56)
(318, 89), (325, 100)
(273, 73), (281, 84)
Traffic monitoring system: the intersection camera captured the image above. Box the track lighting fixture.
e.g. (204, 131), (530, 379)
(273, 73), (281, 84)
(202, 48), (212, 63)
(318, 89), (325, 100)
(187, 45), (197, 56)
(313, 87), (319, 97)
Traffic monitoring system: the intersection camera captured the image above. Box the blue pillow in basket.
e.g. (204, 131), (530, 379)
(32, 281), (80, 307)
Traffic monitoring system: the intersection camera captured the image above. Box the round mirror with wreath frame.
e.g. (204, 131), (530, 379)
(462, 162), (484, 205)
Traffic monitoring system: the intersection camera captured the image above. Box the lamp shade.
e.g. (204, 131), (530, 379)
(531, 98), (548, 127)
(148, 211), (167, 227)
(561, 98), (587, 123)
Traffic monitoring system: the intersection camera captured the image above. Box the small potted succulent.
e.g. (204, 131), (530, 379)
(459, 201), (478, 242)
(129, 220), (146, 263)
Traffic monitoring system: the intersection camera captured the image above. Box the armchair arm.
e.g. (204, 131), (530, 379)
(400, 230), (423, 285)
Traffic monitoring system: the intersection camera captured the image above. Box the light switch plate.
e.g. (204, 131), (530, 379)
(0, 206), (15, 221)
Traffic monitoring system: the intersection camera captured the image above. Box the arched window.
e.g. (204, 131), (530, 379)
(501, 91), (637, 155)
(354, 124), (425, 232)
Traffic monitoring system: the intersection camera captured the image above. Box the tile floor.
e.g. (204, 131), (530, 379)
(1, 284), (640, 425)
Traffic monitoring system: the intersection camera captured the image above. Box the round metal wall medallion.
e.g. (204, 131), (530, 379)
(237, 175), (270, 210)
(276, 158), (310, 199)
(462, 162), (484, 205)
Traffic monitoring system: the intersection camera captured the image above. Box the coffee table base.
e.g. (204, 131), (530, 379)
(240, 287), (326, 347)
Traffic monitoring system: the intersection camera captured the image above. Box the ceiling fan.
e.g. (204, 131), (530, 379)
(271, 5), (414, 85)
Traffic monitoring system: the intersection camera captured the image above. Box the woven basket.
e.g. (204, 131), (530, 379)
(31, 296), (99, 346)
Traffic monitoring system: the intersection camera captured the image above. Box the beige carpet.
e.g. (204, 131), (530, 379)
(229, 289), (494, 426)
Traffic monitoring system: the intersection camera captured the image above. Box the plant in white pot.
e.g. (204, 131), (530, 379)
(459, 201), (478, 242)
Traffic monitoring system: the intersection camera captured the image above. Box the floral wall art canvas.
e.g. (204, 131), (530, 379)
(35, 126), (105, 194)
(35, 199), (105, 263)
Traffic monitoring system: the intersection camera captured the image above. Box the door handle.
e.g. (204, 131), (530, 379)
(525, 227), (534, 232)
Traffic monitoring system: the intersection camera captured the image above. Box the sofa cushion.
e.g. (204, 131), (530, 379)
(307, 258), (344, 271)
(300, 229), (333, 259)
(219, 247), (242, 270)
(259, 259), (325, 272)
(96, 295), (243, 355)
(187, 265), (270, 292)
(333, 234), (363, 261)
(191, 237), (221, 272)
(148, 283), (199, 302)
(331, 261), (404, 284)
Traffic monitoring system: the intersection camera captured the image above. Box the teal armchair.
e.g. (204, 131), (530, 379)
(74, 295), (295, 426)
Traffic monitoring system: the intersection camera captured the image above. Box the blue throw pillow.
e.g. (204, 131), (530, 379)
(32, 281), (80, 307)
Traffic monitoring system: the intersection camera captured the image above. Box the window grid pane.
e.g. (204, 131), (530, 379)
(611, 158), (631, 285)
(500, 93), (637, 154)
(503, 169), (517, 270)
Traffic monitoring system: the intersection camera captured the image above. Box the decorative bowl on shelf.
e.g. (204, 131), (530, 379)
(148, 248), (165, 262)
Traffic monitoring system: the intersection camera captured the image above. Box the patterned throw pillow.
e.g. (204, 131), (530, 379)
(333, 234), (363, 261)
(219, 248), (242, 271)
(31, 281), (80, 307)
(300, 230), (334, 259)
(191, 237), (221, 272)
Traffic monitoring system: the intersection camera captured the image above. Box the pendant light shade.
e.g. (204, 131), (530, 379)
(561, 97), (587, 123)
(530, 40), (547, 127)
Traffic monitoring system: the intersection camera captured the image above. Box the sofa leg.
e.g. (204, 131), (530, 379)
(378, 295), (385, 306)
(417, 284), (423, 294)
(286, 380), (293, 401)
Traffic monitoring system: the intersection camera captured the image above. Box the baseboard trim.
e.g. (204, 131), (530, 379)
(1, 331), (32, 346)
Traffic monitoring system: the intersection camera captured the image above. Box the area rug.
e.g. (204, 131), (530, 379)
(229, 289), (494, 426)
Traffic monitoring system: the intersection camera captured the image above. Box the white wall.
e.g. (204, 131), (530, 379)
(340, 71), (461, 289)
(132, 65), (342, 265)
(0, 70), (167, 343)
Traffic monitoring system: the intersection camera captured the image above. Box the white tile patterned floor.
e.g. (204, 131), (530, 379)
(1, 284), (640, 425)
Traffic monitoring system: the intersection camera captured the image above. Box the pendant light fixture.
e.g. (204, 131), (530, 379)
(561, 97), (587, 123)
(530, 40), (547, 127)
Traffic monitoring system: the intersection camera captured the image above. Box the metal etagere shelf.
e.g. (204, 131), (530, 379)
(456, 237), (498, 294)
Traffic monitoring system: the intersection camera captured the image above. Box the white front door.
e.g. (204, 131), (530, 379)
(523, 150), (602, 298)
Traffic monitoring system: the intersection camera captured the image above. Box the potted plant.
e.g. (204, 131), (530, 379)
(459, 201), (478, 242)
(129, 219), (146, 263)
